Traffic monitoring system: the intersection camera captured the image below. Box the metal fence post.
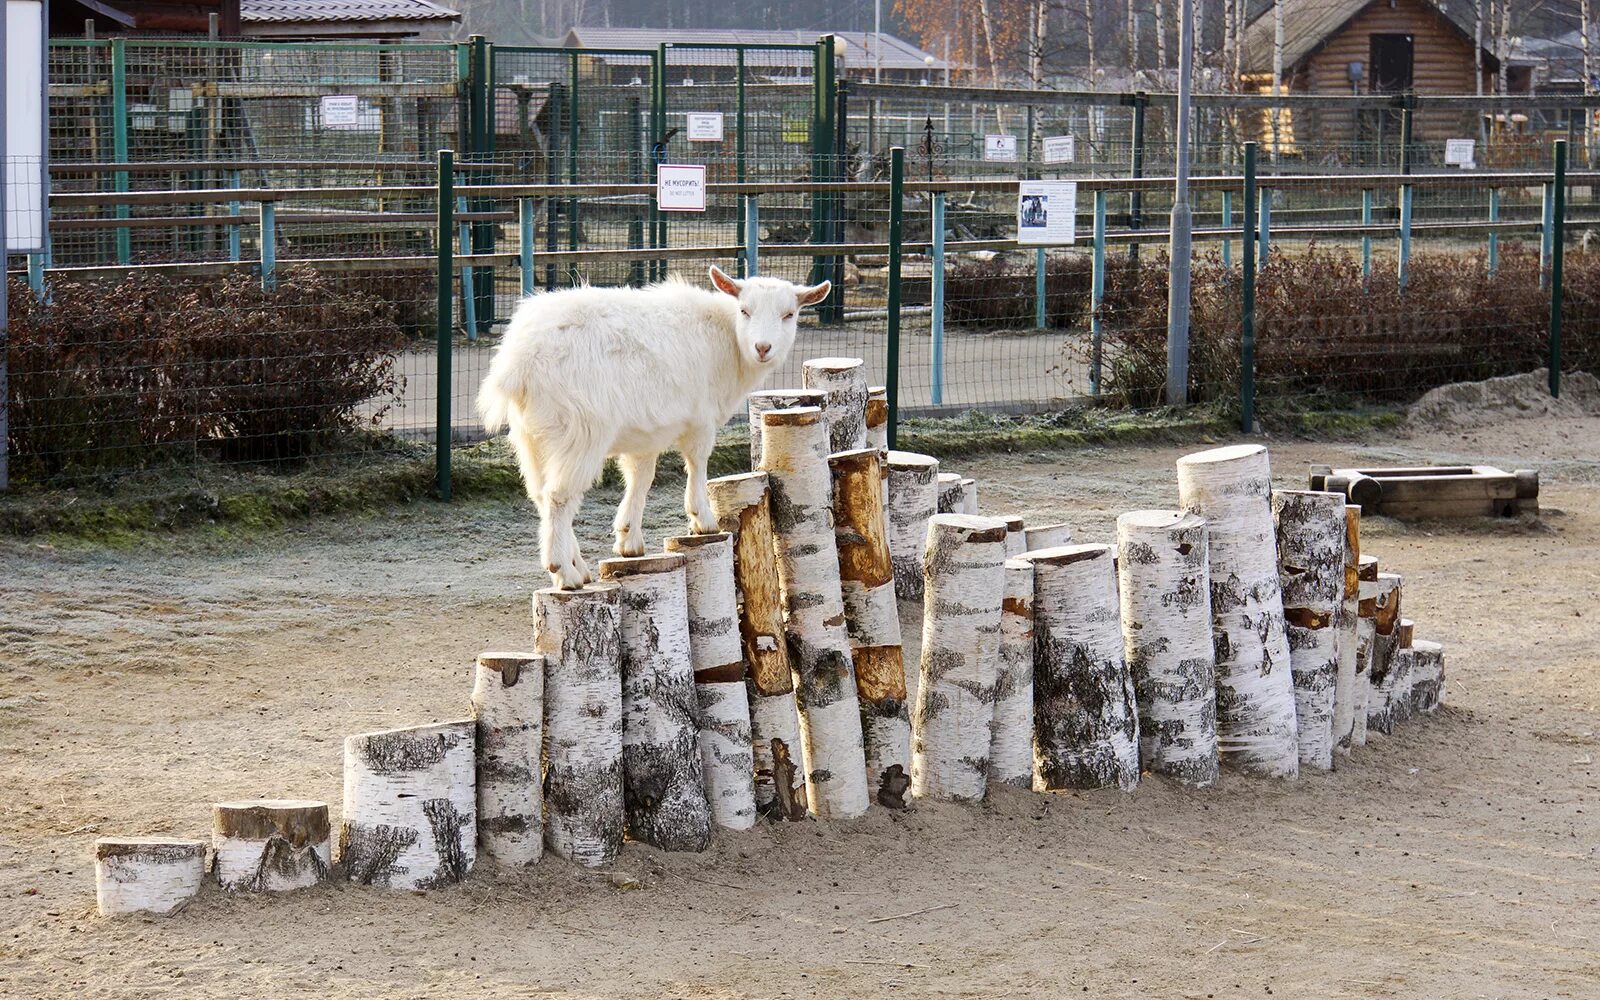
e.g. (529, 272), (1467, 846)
(456, 194), (477, 341)
(1090, 189), (1107, 395)
(1361, 189), (1372, 279)
(811, 36), (839, 320)
(1257, 184), (1271, 266)
(1488, 187), (1500, 276)
(110, 37), (130, 265)
(469, 35), (493, 332)
(1034, 248), (1048, 328)
(566, 49), (580, 286)
(519, 196), (535, 296)
(736, 46), (748, 275)
(931, 191), (946, 405)
(886, 146), (904, 448)
(258, 201), (277, 290)
(1397, 182), (1413, 288)
(227, 169), (242, 262)
(437, 150), (455, 501)
(1241, 142), (1258, 433)
(1128, 91), (1146, 268)
(1550, 139), (1568, 399)
(743, 195), (760, 276)
(651, 45), (666, 282)
(1541, 181), (1554, 288)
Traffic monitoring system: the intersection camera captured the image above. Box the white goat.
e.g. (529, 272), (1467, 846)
(477, 265), (831, 589)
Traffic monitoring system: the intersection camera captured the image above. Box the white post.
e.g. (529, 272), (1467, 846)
(866, 385), (889, 451)
(471, 652), (545, 865)
(95, 838), (208, 917)
(1410, 639), (1445, 713)
(342, 721), (476, 888)
(748, 389), (826, 470)
(213, 800), (331, 892)
(1024, 523), (1073, 550)
(886, 451), (940, 600)
(803, 356), (869, 454)
(1364, 572), (1403, 736)
(1272, 490), (1345, 771)
(936, 472), (965, 514)
(990, 557), (1037, 787)
(1002, 516), (1026, 558)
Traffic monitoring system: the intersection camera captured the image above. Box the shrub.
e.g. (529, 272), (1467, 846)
(945, 253), (1093, 329)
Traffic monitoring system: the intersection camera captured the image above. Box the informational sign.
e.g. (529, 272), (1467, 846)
(1017, 181), (1078, 245)
(686, 112), (725, 142)
(5, 0), (48, 252)
(1444, 138), (1476, 168)
(657, 163), (707, 212)
(984, 134), (1018, 162)
(320, 95), (362, 129)
(1041, 135), (1075, 164)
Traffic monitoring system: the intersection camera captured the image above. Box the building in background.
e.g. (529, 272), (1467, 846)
(50, 0), (460, 39)
(564, 27), (948, 85)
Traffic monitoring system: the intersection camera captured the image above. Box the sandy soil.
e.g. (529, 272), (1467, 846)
(3, 416), (1599, 999)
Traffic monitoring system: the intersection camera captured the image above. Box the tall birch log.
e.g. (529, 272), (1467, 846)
(1272, 489), (1345, 771)
(887, 451), (940, 600)
(95, 837), (208, 917)
(1410, 639), (1445, 714)
(534, 584), (626, 866)
(937, 472), (966, 514)
(1025, 522), (1074, 550)
(665, 531), (757, 832)
(1352, 555), (1379, 747)
(1365, 572), (1402, 737)
(1177, 444), (1300, 779)
(1115, 511), (1220, 788)
(1023, 544), (1141, 791)
(1002, 517), (1027, 558)
(342, 720), (476, 889)
(470, 652), (544, 866)
(748, 389), (827, 469)
(598, 553), (712, 852)
(990, 557), (1037, 787)
(959, 478), (978, 515)
(705, 471), (808, 821)
(866, 386), (890, 452)
(760, 407), (871, 819)
(912, 514), (1008, 802)
(1333, 504), (1361, 752)
(803, 356), (869, 454)
(829, 447), (912, 809)
(213, 800), (330, 892)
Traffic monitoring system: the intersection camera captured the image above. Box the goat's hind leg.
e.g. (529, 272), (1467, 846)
(508, 427), (559, 577)
(542, 431), (609, 590)
(678, 425), (716, 535)
(613, 452), (658, 557)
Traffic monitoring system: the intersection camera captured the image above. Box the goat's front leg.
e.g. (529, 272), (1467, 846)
(613, 451), (658, 557)
(678, 425), (716, 535)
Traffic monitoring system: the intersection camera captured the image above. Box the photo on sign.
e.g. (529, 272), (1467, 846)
(1020, 195), (1048, 229)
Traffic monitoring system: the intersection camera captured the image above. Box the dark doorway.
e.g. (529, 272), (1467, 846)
(1369, 33), (1415, 93)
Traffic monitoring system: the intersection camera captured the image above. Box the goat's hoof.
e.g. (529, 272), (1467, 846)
(688, 516), (713, 535)
(614, 536), (645, 557)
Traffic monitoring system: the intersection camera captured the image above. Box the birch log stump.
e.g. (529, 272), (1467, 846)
(886, 451), (940, 600)
(598, 553), (712, 852)
(470, 652), (544, 865)
(866, 386), (889, 451)
(803, 356), (869, 454)
(760, 407), (871, 819)
(1022, 544), (1142, 791)
(936, 472), (966, 514)
(1002, 517), (1027, 558)
(748, 389), (826, 470)
(1333, 505), (1362, 753)
(95, 838), (207, 917)
(1391, 618), (1417, 726)
(912, 514), (1008, 801)
(829, 447), (912, 809)
(1410, 640), (1445, 713)
(342, 720), (476, 889)
(1365, 572), (1403, 736)
(1025, 523), (1073, 550)
(1272, 489), (1346, 772)
(1176, 444), (1300, 779)
(534, 584), (626, 866)
(959, 479), (978, 515)
(213, 800), (330, 892)
(990, 557), (1037, 788)
(705, 471), (808, 821)
(1352, 556), (1379, 747)
(1115, 511), (1219, 787)
(665, 531), (757, 832)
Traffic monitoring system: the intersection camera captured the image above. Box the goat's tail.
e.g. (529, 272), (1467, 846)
(475, 354), (520, 435)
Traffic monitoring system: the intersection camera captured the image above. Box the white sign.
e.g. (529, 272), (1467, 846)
(984, 134), (1018, 162)
(1041, 135), (1075, 164)
(657, 163), (707, 212)
(1017, 181), (1078, 246)
(5, 0), (47, 252)
(321, 95), (362, 129)
(1444, 138), (1476, 168)
(686, 112), (725, 142)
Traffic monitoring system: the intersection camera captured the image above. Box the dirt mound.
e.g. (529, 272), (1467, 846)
(1405, 369), (1600, 429)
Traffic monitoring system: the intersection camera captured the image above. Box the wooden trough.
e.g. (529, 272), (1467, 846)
(1310, 465), (1538, 520)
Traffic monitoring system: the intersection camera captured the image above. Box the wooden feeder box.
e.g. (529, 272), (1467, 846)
(1309, 465), (1538, 519)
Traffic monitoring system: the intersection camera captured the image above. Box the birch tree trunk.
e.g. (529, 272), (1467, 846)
(1115, 511), (1219, 787)
(1272, 490), (1345, 772)
(95, 838), (208, 917)
(471, 652), (544, 865)
(803, 356), (869, 454)
(748, 389), (826, 470)
(1084, 0), (1098, 88)
(534, 584), (626, 866)
(829, 447), (912, 808)
(760, 407), (871, 820)
(665, 531), (757, 832)
(887, 451), (941, 600)
(1023, 543), (1142, 791)
(1002, 517), (1027, 558)
(598, 553), (712, 852)
(937, 472), (966, 514)
(1365, 572), (1403, 736)
(1410, 639), (1445, 714)
(990, 557), (1037, 787)
(705, 471), (808, 821)
(342, 720), (476, 889)
(213, 800), (331, 892)
(1333, 505), (1361, 752)
(1271, 0), (1284, 156)
(866, 386), (890, 452)
(1176, 444), (1300, 779)
(1025, 523), (1073, 550)
(1156, 0), (1169, 72)
(912, 514), (1008, 802)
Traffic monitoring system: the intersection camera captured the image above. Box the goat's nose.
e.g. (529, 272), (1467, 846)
(755, 342), (772, 360)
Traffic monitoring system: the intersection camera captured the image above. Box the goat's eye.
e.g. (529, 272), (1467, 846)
(740, 308), (750, 317)
(783, 312), (795, 321)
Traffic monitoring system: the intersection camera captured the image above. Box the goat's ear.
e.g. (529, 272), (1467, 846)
(708, 265), (742, 297)
(796, 280), (832, 308)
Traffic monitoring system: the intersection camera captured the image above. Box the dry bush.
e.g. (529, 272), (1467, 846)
(945, 253), (1094, 329)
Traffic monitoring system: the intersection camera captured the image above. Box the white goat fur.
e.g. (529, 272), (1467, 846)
(478, 266), (830, 588)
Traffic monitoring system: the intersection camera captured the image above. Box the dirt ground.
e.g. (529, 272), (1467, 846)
(3, 414), (1599, 999)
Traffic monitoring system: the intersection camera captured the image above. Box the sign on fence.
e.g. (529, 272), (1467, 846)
(657, 164), (707, 212)
(4, 0), (47, 253)
(686, 112), (725, 142)
(984, 134), (1018, 162)
(320, 95), (362, 129)
(1042, 135), (1075, 164)
(1016, 181), (1077, 245)
(1444, 138), (1476, 169)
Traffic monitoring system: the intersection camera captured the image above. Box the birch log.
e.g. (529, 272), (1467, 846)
(829, 447), (912, 809)
(1272, 489), (1346, 772)
(1023, 544), (1142, 791)
(95, 838), (207, 917)
(471, 652), (544, 866)
(803, 356), (869, 454)
(887, 451), (940, 600)
(534, 584), (626, 866)
(598, 553), (712, 852)
(213, 800), (330, 892)
(1352, 555), (1379, 747)
(760, 407), (871, 820)
(1391, 618), (1417, 727)
(705, 471), (808, 821)
(1025, 523), (1074, 550)
(1002, 517), (1027, 558)
(665, 531), (757, 832)
(990, 557), (1037, 787)
(912, 514), (1008, 801)
(1176, 444), (1300, 779)
(342, 720), (476, 889)
(866, 386), (890, 451)
(1115, 511), (1219, 788)
(748, 389), (826, 469)
(959, 479), (978, 515)
(1333, 505), (1362, 752)
(1365, 572), (1402, 737)
(937, 472), (966, 514)
(1410, 639), (1445, 713)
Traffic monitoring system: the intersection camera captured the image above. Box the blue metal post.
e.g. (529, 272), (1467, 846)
(1257, 187), (1271, 266)
(27, 253), (45, 298)
(111, 38), (131, 265)
(227, 170), (242, 263)
(1090, 189), (1107, 396)
(258, 201), (277, 290)
(1541, 181), (1554, 288)
(931, 192), (946, 405)
(456, 195), (477, 342)
(520, 197), (536, 296)
(1488, 188), (1500, 276)
(743, 195), (761, 277)
(1035, 248), (1048, 328)
(1361, 189), (1372, 279)
(1398, 183), (1413, 287)
(1221, 190), (1233, 269)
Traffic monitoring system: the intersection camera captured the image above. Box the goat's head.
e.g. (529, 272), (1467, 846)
(709, 265), (831, 368)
